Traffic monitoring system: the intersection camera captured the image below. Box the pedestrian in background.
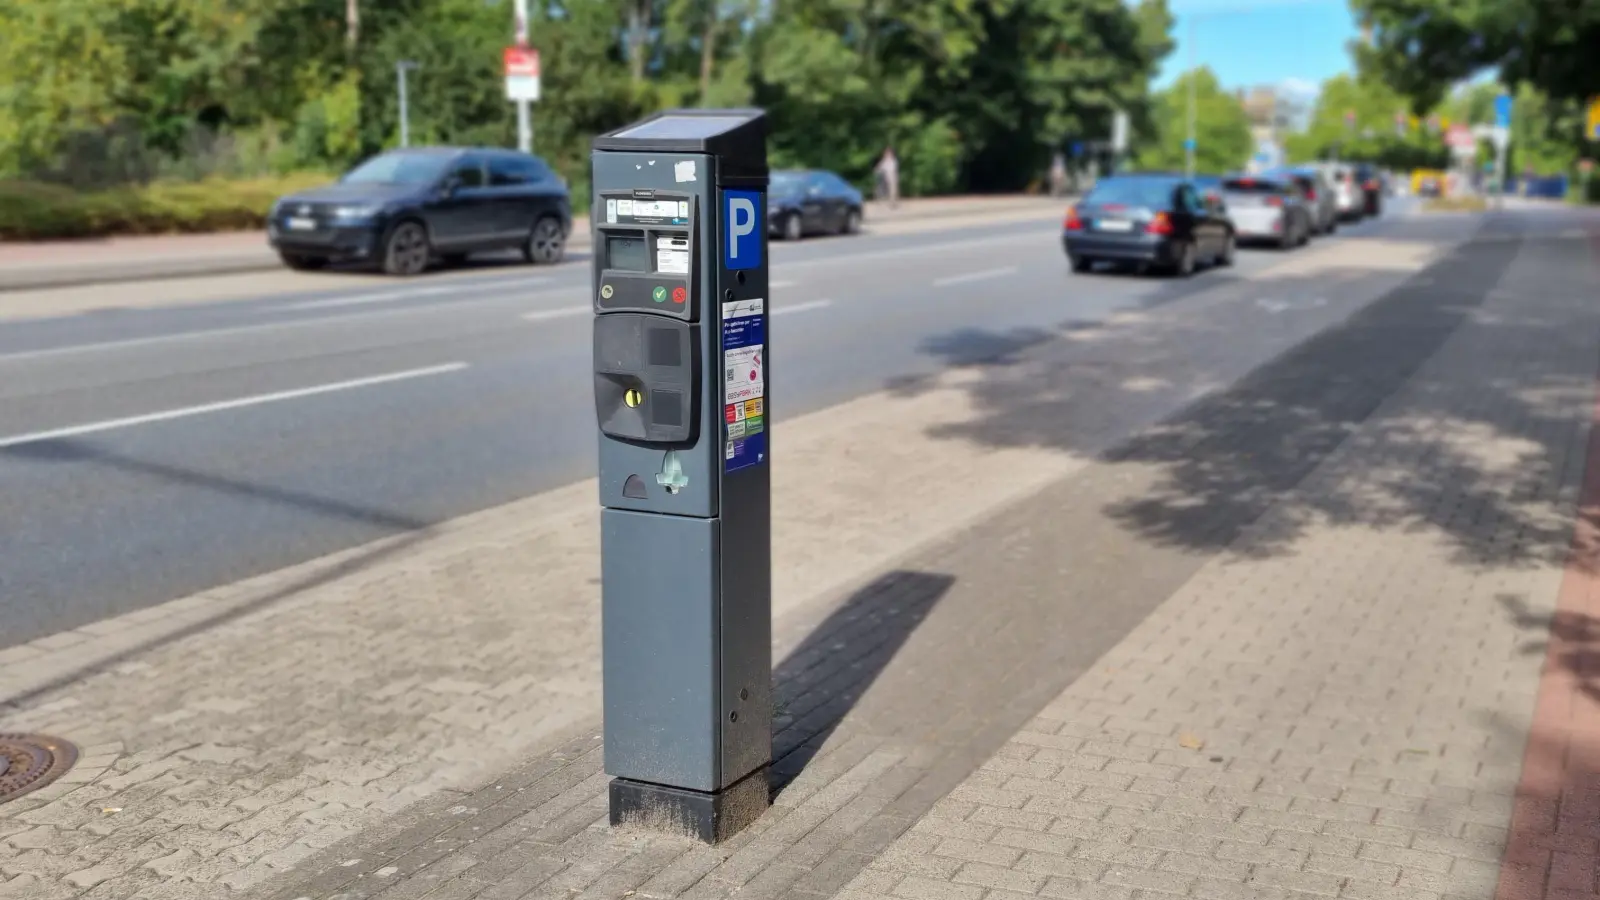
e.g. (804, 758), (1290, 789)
(1049, 152), (1067, 197)
(875, 146), (899, 209)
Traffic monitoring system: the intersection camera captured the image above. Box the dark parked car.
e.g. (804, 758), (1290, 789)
(1191, 174), (1225, 206)
(1062, 173), (1234, 277)
(1351, 163), (1383, 216)
(268, 146), (572, 276)
(767, 169), (863, 241)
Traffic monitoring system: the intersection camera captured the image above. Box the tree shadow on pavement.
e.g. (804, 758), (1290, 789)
(888, 223), (1600, 572)
(768, 570), (953, 798)
(1492, 591), (1600, 897)
(1502, 593), (1600, 703)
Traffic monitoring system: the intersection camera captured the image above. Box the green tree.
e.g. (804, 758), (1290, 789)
(1506, 84), (1583, 178)
(0, 0), (1176, 203)
(1282, 72), (1447, 169)
(1351, 0), (1600, 107)
(1134, 67), (1251, 174)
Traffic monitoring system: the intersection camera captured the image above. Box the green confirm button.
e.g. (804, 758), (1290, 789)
(651, 286), (667, 303)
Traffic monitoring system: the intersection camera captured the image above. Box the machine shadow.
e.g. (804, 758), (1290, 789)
(767, 570), (954, 798)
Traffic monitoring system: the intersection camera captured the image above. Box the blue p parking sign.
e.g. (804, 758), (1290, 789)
(723, 190), (763, 270)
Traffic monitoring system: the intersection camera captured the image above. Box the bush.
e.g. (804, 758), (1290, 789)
(0, 173), (333, 240)
(1571, 173), (1600, 205)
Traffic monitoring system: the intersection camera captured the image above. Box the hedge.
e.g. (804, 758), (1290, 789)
(0, 173), (335, 240)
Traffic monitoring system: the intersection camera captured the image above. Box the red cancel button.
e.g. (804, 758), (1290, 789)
(671, 286), (686, 304)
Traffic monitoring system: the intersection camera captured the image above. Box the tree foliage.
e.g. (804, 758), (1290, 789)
(1283, 73), (1449, 170)
(1351, 0), (1600, 108)
(0, 0), (1177, 196)
(1133, 67), (1251, 175)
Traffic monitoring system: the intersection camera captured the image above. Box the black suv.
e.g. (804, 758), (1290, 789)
(268, 147), (572, 275)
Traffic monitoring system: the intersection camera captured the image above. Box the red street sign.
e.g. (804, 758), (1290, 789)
(1445, 124), (1474, 148)
(503, 46), (539, 78)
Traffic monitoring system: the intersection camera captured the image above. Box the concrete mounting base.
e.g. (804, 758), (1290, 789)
(607, 767), (770, 844)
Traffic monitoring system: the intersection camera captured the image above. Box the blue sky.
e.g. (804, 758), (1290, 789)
(1154, 0), (1361, 98)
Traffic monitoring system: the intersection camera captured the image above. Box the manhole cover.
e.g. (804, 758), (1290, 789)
(0, 734), (78, 804)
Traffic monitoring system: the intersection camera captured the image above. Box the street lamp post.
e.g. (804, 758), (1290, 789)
(1185, 17), (1196, 179)
(1181, 3), (1302, 178)
(396, 60), (419, 148)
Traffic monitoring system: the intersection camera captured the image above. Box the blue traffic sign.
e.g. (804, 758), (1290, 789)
(1182, 138), (1196, 151)
(722, 190), (763, 271)
(1494, 93), (1513, 128)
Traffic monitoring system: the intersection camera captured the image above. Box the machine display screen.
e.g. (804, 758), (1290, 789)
(606, 234), (649, 272)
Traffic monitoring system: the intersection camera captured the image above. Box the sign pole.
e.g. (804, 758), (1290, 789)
(1495, 137), (1507, 209)
(396, 61), (418, 149)
(1184, 17), (1195, 179)
(513, 0), (532, 153)
(1493, 94), (1513, 209)
(398, 63), (410, 149)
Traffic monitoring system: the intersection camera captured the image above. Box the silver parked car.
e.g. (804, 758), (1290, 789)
(1311, 162), (1366, 220)
(1218, 174), (1314, 249)
(1270, 167), (1338, 236)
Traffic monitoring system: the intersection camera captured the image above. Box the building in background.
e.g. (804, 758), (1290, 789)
(1238, 85), (1304, 171)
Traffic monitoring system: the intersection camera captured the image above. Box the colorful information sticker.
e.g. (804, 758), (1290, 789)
(722, 298), (766, 472)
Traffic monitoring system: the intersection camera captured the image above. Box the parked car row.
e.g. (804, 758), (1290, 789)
(1061, 163), (1385, 278)
(267, 146), (867, 275)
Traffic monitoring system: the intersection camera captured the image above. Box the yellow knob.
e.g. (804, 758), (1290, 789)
(623, 388), (643, 408)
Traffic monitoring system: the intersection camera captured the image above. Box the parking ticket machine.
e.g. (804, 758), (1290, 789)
(590, 109), (772, 843)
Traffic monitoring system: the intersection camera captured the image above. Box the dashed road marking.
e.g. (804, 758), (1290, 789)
(0, 363), (470, 449)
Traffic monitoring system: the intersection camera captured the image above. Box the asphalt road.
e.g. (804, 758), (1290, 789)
(0, 207), (1412, 648)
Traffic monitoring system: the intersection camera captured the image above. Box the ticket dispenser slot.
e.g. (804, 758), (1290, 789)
(594, 314), (697, 444)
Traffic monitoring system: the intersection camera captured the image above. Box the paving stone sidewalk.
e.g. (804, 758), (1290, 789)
(0, 213), (1482, 900)
(235, 215), (1597, 900)
(835, 211), (1600, 899)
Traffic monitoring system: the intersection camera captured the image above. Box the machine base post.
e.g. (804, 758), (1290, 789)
(608, 767), (769, 844)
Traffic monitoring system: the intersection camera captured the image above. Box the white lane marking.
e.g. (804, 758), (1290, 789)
(772, 299), (832, 316)
(1255, 296), (1326, 313)
(931, 266), (1018, 288)
(283, 286), (454, 311)
(0, 363), (469, 450)
(0, 291), (572, 364)
(283, 278), (552, 311)
(770, 280), (799, 289)
(521, 306), (589, 322)
(771, 231), (1038, 273)
(0, 231), (1040, 363)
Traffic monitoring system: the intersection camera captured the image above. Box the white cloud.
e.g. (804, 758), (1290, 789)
(1277, 77), (1320, 98)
